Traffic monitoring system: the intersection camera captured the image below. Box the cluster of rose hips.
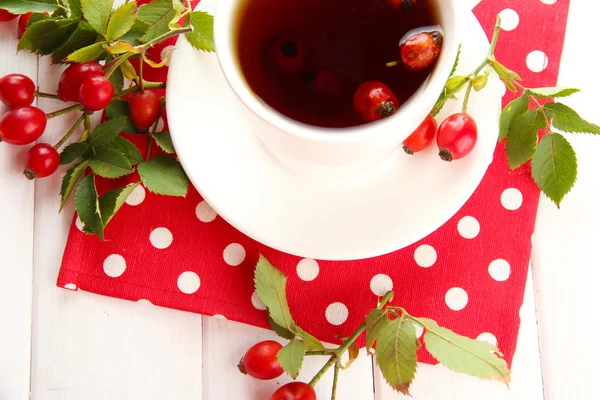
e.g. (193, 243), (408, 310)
(239, 341), (317, 400)
(0, 60), (161, 179)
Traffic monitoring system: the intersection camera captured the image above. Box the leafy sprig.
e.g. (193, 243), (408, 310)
(252, 255), (510, 397)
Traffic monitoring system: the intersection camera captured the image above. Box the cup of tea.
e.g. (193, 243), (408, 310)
(214, 0), (459, 173)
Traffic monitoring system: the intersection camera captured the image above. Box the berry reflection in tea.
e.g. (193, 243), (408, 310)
(235, 0), (442, 128)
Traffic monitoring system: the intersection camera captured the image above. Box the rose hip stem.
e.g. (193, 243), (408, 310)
(46, 103), (84, 119)
(35, 91), (63, 100)
(53, 113), (85, 149)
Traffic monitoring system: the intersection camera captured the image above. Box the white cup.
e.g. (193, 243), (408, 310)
(214, 0), (459, 173)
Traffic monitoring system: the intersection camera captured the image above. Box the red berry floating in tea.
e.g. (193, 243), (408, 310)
(386, 0), (417, 11)
(353, 81), (400, 123)
(268, 37), (309, 77)
(400, 31), (443, 72)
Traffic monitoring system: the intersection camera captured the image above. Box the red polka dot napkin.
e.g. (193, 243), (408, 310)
(58, 0), (570, 367)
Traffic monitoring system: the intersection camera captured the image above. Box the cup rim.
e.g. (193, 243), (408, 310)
(213, 0), (459, 143)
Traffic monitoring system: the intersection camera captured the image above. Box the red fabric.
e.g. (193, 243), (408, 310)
(58, 0), (570, 366)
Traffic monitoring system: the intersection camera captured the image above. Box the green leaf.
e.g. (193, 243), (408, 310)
(544, 102), (600, 135)
(108, 63), (125, 94)
(528, 87), (580, 99)
(89, 117), (127, 147)
(472, 71), (489, 92)
(152, 131), (175, 154)
(120, 20), (148, 44)
(449, 44), (461, 78)
(137, 0), (176, 43)
(254, 254), (296, 332)
(277, 340), (305, 379)
(99, 182), (140, 226)
(0, 0), (58, 14)
(445, 75), (468, 93)
(89, 147), (133, 178)
(60, 142), (90, 165)
(499, 93), (529, 141)
(506, 109), (546, 169)
(186, 11), (215, 52)
(66, 41), (104, 63)
(27, 12), (50, 26)
(81, 0), (114, 36)
(105, 2), (136, 41)
(18, 19), (79, 55)
(366, 308), (389, 351)
(137, 154), (189, 196)
(340, 341), (359, 370)
(106, 99), (137, 133)
(103, 136), (143, 165)
(375, 318), (418, 395)
(60, 160), (89, 211)
(296, 326), (325, 351)
(68, 0), (82, 18)
(52, 23), (99, 63)
(490, 60), (517, 92)
(532, 132), (577, 207)
(74, 174), (104, 239)
(267, 315), (296, 340)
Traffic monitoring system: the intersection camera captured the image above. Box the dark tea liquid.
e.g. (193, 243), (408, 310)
(235, 0), (439, 128)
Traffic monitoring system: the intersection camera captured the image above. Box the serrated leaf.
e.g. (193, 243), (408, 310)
(254, 255), (296, 332)
(137, 154), (189, 196)
(528, 87), (580, 99)
(104, 41), (137, 55)
(60, 142), (90, 165)
(102, 136), (143, 165)
(90, 117), (127, 147)
(81, 0), (114, 36)
(186, 11), (215, 52)
(66, 42), (104, 63)
(420, 318), (509, 384)
(137, 0), (176, 42)
(506, 109), (546, 169)
(499, 93), (529, 141)
(90, 147), (133, 178)
(106, 99), (137, 133)
(277, 340), (305, 379)
(295, 326), (325, 351)
(68, 0), (81, 18)
(18, 19), (79, 55)
(366, 308), (389, 351)
(99, 182), (140, 226)
(60, 160), (89, 211)
(0, 0), (58, 14)
(375, 318), (418, 395)
(152, 131), (175, 153)
(74, 174), (104, 239)
(490, 60), (517, 92)
(120, 20), (148, 44)
(544, 102), (600, 135)
(108, 63), (124, 94)
(52, 23), (99, 63)
(105, 2), (136, 41)
(472, 72), (489, 92)
(27, 12), (49, 26)
(532, 132), (577, 207)
(267, 315), (296, 340)
(340, 341), (359, 370)
(449, 44), (461, 78)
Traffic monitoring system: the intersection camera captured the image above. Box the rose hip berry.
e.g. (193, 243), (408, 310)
(238, 341), (284, 380)
(0, 9), (17, 22)
(58, 61), (104, 102)
(386, 0), (417, 10)
(0, 74), (35, 107)
(270, 382), (317, 400)
(353, 80), (400, 122)
(308, 69), (345, 99)
(400, 31), (443, 72)
(129, 90), (161, 131)
(0, 106), (47, 145)
(437, 113), (478, 161)
(79, 75), (114, 112)
(403, 114), (438, 155)
(269, 37), (309, 77)
(24, 143), (60, 179)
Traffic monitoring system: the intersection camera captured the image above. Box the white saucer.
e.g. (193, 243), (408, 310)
(166, 1), (503, 261)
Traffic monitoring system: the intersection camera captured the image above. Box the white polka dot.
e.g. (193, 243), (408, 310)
(195, 201), (217, 222)
(414, 245), (437, 268)
(126, 185), (146, 206)
(498, 9), (519, 31)
(325, 302), (349, 326)
(251, 291), (267, 310)
(297, 258), (320, 281)
(177, 271), (201, 294)
(155, 117), (165, 132)
(458, 216), (480, 239)
(213, 314), (227, 320)
(137, 299), (153, 305)
(75, 216), (84, 231)
(103, 254), (127, 277)
(223, 243), (246, 266)
(150, 227), (173, 249)
(501, 188), (523, 210)
(445, 287), (469, 311)
(64, 283), (77, 290)
(414, 323), (424, 339)
(160, 45), (176, 66)
(477, 332), (498, 347)
(489, 259), (511, 282)
(540, 0), (557, 4)
(526, 50), (549, 73)
(370, 274), (393, 296)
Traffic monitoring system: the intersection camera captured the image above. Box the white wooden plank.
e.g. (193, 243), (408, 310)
(29, 60), (204, 400)
(533, 2), (600, 398)
(0, 18), (37, 400)
(202, 316), (375, 399)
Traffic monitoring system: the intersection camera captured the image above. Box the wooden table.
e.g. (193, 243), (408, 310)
(1, 0), (597, 398)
